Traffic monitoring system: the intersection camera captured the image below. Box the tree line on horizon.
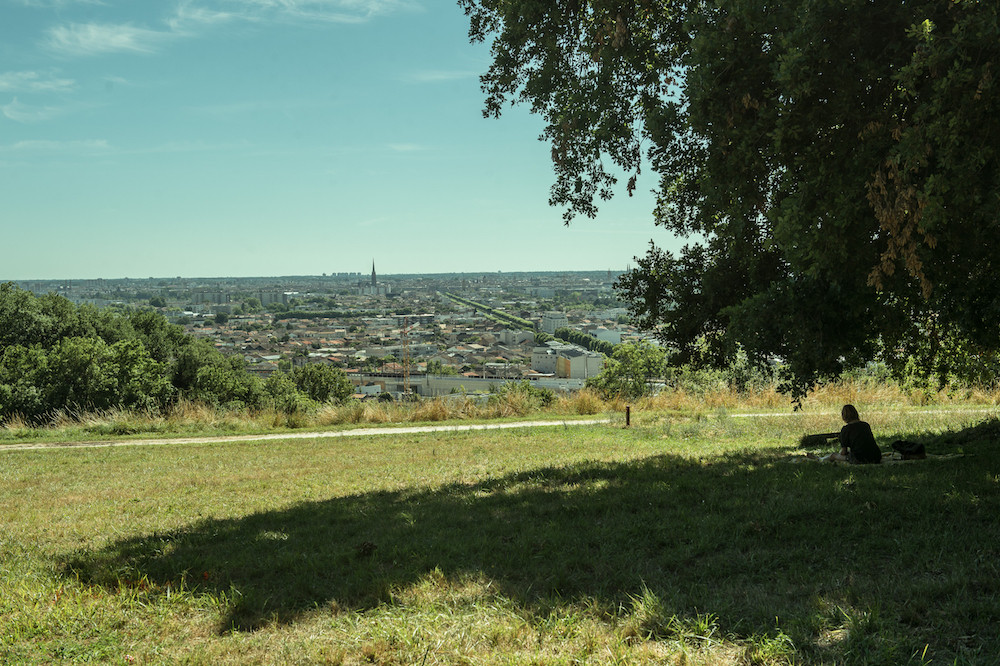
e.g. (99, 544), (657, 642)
(553, 327), (617, 357)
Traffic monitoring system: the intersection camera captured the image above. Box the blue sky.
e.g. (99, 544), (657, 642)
(1, 0), (679, 280)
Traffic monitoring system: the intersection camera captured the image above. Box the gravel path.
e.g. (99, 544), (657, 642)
(0, 418), (613, 453)
(3, 406), (995, 453)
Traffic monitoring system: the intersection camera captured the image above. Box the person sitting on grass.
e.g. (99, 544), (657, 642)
(829, 404), (882, 464)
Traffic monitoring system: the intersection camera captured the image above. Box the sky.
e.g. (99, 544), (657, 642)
(1, 0), (682, 280)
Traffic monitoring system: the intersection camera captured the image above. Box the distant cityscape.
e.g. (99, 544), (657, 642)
(7, 268), (653, 398)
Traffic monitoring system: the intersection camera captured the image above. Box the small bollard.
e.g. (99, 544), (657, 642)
(625, 405), (631, 428)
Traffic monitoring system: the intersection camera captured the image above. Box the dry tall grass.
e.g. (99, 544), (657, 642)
(411, 396), (469, 422)
(553, 388), (606, 415)
(0, 413), (33, 437)
(623, 379), (1000, 414)
(635, 386), (788, 412)
(805, 380), (1000, 410)
(4, 378), (999, 440)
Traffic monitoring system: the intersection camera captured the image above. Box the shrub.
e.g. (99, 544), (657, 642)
(411, 397), (454, 422)
(488, 381), (555, 415)
(291, 364), (353, 404)
(562, 388), (604, 415)
(0, 337), (174, 423)
(263, 373), (317, 415)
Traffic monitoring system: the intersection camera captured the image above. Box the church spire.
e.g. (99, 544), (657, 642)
(371, 260), (377, 287)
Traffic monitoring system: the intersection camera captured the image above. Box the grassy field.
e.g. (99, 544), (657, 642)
(2, 406), (998, 664)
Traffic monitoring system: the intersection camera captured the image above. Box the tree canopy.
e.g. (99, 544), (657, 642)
(585, 339), (667, 399)
(554, 326), (617, 356)
(461, 0), (1000, 396)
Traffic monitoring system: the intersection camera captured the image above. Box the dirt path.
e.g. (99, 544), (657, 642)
(3, 406), (995, 453)
(0, 419), (613, 453)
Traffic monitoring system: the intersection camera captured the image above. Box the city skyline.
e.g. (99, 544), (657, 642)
(2, 0), (683, 281)
(4, 267), (629, 282)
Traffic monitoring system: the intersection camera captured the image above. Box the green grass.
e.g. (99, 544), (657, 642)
(1, 409), (998, 664)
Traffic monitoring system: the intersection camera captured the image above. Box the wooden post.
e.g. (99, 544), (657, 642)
(625, 405), (631, 428)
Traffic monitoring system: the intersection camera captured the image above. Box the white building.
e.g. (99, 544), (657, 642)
(555, 348), (605, 379)
(531, 346), (560, 374)
(500, 329), (535, 345)
(531, 342), (604, 379)
(592, 307), (629, 321)
(540, 312), (569, 334)
(591, 326), (622, 344)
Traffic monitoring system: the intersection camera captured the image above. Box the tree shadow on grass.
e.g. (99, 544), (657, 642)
(62, 420), (1000, 659)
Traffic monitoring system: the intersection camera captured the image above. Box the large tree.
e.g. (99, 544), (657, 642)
(461, 0), (1000, 395)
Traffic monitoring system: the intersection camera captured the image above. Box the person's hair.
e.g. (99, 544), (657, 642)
(842, 404), (860, 422)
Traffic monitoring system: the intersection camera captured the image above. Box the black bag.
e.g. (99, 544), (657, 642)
(891, 440), (926, 460)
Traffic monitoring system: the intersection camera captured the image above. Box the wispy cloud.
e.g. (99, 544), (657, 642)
(1, 97), (66, 123)
(0, 137), (253, 156)
(102, 75), (132, 88)
(387, 143), (426, 152)
(141, 139), (252, 154)
(166, 0), (422, 32)
(40, 2), (419, 59)
(221, 0), (420, 24)
(0, 71), (76, 93)
(45, 22), (174, 56)
(167, 3), (243, 32)
(185, 96), (338, 117)
(0, 138), (111, 153)
(13, 0), (105, 7)
(405, 69), (477, 84)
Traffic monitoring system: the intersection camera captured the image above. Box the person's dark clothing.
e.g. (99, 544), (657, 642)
(840, 420), (881, 464)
